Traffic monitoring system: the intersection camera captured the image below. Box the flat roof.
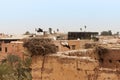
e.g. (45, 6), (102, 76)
(68, 32), (98, 34)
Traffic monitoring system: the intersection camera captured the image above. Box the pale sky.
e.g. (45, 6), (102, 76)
(0, 0), (120, 34)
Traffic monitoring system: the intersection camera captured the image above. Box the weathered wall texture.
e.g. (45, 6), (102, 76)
(100, 48), (120, 69)
(54, 40), (93, 52)
(32, 56), (98, 80)
(0, 41), (24, 58)
(32, 49), (120, 80)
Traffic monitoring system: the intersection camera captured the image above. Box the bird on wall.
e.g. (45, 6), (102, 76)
(61, 41), (70, 49)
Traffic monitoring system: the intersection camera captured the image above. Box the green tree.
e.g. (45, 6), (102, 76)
(16, 57), (32, 80)
(0, 54), (32, 80)
(6, 54), (20, 67)
(0, 63), (14, 80)
(101, 30), (112, 36)
(24, 31), (31, 35)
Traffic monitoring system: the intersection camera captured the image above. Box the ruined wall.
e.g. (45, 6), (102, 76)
(97, 69), (120, 80)
(99, 48), (120, 68)
(54, 40), (93, 52)
(32, 56), (98, 80)
(32, 49), (120, 80)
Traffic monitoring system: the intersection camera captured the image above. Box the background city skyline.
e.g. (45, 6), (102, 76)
(0, 0), (120, 34)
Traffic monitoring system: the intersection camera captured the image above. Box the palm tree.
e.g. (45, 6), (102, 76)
(84, 25), (87, 32)
(57, 29), (59, 32)
(80, 28), (82, 32)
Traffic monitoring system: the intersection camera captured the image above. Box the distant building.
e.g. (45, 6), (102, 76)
(0, 33), (96, 60)
(0, 34), (30, 59)
(0, 38), (24, 59)
(54, 40), (94, 52)
(68, 32), (98, 40)
(99, 48), (120, 69)
(0, 33), (9, 38)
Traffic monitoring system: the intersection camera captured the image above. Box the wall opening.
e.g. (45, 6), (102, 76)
(109, 60), (112, 63)
(5, 47), (7, 53)
(0, 47), (2, 52)
(71, 45), (76, 50)
(99, 58), (104, 63)
(56, 46), (59, 51)
(118, 60), (120, 63)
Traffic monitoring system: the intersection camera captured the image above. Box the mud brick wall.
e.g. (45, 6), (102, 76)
(32, 49), (120, 80)
(32, 55), (99, 80)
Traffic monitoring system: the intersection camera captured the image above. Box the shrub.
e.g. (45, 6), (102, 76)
(0, 54), (32, 80)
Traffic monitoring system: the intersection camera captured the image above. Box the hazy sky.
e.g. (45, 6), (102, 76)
(0, 0), (120, 34)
